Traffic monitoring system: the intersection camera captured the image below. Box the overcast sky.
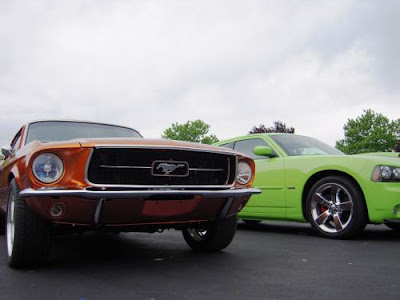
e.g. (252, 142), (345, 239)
(1, 0), (399, 147)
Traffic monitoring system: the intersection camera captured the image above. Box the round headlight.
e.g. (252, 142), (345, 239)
(32, 153), (64, 183)
(394, 168), (400, 180)
(381, 166), (392, 179)
(237, 161), (252, 185)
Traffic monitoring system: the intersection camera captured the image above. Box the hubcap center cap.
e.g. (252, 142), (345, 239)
(329, 203), (338, 214)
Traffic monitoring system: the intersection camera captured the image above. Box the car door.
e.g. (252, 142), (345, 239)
(233, 137), (286, 218)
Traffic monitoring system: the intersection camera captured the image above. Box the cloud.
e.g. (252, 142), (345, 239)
(0, 0), (399, 147)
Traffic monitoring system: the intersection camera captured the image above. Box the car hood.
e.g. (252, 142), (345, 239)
(33, 138), (239, 157)
(358, 152), (400, 158)
(352, 152), (400, 165)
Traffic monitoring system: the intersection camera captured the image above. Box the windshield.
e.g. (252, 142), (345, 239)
(26, 121), (142, 144)
(270, 135), (344, 156)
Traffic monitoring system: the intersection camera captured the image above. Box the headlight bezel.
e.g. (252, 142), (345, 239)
(32, 153), (64, 184)
(236, 161), (253, 185)
(371, 165), (400, 182)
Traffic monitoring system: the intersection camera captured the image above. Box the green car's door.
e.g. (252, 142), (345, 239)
(232, 138), (286, 219)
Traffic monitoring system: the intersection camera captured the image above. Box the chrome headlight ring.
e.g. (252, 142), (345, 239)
(32, 153), (64, 184)
(237, 161), (253, 185)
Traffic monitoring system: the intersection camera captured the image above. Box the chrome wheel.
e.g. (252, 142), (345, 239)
(7, 193), (16, 257)
(310, 182), (354, 234)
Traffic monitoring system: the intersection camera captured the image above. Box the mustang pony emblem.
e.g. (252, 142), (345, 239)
(152, 161), (189, 176)
(157, 163), (185, 175)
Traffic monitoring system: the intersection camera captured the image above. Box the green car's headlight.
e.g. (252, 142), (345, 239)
(371, 165), (400, 182)
(32, 153), (64, 183)
(237, 161), (252, 185)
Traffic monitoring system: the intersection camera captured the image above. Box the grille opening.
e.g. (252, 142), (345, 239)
(87, 148), (236, 187)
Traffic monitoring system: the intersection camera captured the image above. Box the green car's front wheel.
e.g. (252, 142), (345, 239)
(306, 176), (367, 239)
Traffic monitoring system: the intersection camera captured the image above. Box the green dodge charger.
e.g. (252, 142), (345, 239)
(215, 133), (400, 239)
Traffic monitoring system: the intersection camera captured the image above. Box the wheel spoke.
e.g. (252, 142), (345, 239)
(330, 185), (339, 203)
(313, 192), (331, 206)
(333, 214), (343, 231)
(315, 211), (331, 225)
(337, 201), (353, 212)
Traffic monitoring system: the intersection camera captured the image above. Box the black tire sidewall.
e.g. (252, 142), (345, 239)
(182, 215), (238, 251)
(7, 179), (51, 268)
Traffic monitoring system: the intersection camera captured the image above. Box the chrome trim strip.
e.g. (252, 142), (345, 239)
(189, 168), (224, 172)
(20, 188), (261, 199)
(100, 165), (152, 169)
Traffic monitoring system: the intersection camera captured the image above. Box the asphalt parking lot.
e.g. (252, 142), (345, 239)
(0, 221), (399, 300)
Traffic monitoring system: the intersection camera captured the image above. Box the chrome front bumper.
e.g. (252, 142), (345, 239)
(20, 187), (261, 199)
(21, 187), (261, 226)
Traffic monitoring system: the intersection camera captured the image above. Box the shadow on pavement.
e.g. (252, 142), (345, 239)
(237, 220), (400, 241)
(47, 230), (229, 270)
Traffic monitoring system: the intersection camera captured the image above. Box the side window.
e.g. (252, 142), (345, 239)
(234, 138), (271, 159)
(11, 128), (23, 153)
(219, 142), (234, 149)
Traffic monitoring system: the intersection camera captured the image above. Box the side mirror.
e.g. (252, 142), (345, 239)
(253, 146), (273, 157)
(1, 145), (12, 158)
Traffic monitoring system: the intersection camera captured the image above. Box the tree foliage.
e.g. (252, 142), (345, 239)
(162, 119), (219, 144)
(336, 109), (400, 154)
(249, 121), (295, 134)
(395, 141), (400, 152)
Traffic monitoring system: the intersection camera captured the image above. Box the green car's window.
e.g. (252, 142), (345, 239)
(271, 135), (344, 156)
(233, 138), (272, 159)
(219, 142), (234, 149)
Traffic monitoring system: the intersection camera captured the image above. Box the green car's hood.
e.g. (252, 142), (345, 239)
(357, 152), (400, 158)
(353, 153), (400, 166)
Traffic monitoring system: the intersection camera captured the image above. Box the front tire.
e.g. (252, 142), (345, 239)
(6, 179), (51, 268)
(182, 215), (237, 251)
(306, 176), (367, 239)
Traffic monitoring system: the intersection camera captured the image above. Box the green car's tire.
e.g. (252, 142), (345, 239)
(306, 176), (367, 239)
(385, 223), (400, 231)
(182, 215), (237, 251)
(242, 220), (262, 225)
(6, 179), (51, 268)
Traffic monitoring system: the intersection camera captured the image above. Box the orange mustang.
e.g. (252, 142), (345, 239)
(0, 120), (259, 267)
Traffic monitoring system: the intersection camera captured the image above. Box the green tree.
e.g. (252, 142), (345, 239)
(336, 109), (400, 154)
(249, 121), (295, 134)
(162, 119), (219, 144)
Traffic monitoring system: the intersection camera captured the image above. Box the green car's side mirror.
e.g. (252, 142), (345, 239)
(253, 146), (273, 157)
